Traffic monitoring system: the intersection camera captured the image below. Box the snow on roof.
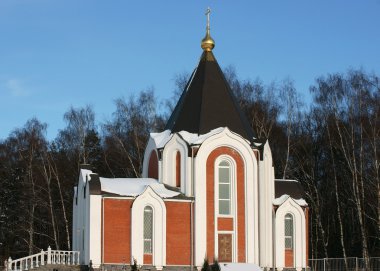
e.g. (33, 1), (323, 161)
(151, 128), (224, 148)
(273, 194), (308, 207)
(221, 263), (263, 271)
(253, 142), (263, 147)
(150, 130), (172, 148)
(179, 127), (224, 145)
(99, 177), (180, 198)
(151, 127), (251, 148)
(80, 169), (93, 183)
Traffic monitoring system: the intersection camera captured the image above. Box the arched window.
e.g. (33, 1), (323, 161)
(144, 206), (153, 254)
(176, 151), (181, 187)
(148, 151), (158, 179)
(218, 160), (231, 215)
(284, 213), (294, 249)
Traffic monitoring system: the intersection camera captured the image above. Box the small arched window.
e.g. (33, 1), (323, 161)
(218, 160), (231, 215)
(148, 151), (158, 179)
(144, 206), (153, 254)
(284, 213), (294, 249)
(176, 151), (181, 187)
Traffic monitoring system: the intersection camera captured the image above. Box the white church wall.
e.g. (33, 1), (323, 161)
(131, 186), (167, 270)
(72, 169), (103, 267)
(162, 134), (188, 194)
(186, 157), (192, 197)
(72, 187), (77, 252)
(274, 198), (307, 271)
(88, 194), (102, 268)
(258, 141), (275, 268)
(158, 158), (163, 184)
(73, 169), (92, 265)
(194, 128), (259, 267)
(192, 156), (206, 268)
(84, 184), (90, 266)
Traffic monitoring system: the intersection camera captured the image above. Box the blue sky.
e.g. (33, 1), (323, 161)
(1, 1), (380, 139)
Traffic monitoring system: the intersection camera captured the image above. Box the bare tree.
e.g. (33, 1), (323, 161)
(224, 66), (281, 139)
(39, 152), (59, 249)
(310, 70), (380, 260)
(102, 89), (162, 177)
(10, 119), (49, 254)
(279, 78), (302, 179)
(57, 105), (96, 167)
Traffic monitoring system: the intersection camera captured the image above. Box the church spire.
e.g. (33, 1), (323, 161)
(201, 7), (215, 51)
(165, 8), (255, 142)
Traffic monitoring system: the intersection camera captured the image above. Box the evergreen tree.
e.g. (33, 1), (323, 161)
(201, 258), (210, 271)
(211, 259), (221, 271)
(130, 258), (138, 271)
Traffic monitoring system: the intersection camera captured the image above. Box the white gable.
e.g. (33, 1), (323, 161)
(273, 194), (308, 207)
(99, 177), (180, 198)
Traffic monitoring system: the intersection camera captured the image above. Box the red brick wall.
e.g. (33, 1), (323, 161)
(103, 199), (132, 263)
(218, 218), (233, 231)
(206, 147), (246, 262)
(285, 249), (294, 267)
(148, 151), (158, 179)
(166, 201), (191, 265)
(143, 254), (152, 265)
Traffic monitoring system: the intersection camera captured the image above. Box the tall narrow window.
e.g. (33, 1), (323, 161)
(218, 160), (231, 215)
(284, 213), (294, 249)
(176, 151), (181, 187)
(144, 206), (153, 254)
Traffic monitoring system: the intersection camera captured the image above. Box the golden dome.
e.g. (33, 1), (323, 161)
(201, 29), (215, 51)
(201, 8), (215, 51)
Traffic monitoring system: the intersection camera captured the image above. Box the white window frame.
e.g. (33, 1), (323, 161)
(214, 155), (237, 262)
(214, 155), (237, 218)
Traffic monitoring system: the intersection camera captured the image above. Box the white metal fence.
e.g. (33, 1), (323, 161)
(309, 257), (380, 271)
(5, 246), (80, 271)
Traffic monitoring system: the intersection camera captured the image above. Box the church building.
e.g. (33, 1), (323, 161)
(72, 10), (309, 271)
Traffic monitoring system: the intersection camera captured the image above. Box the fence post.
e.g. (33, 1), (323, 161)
(323, 258), (326, 271)
(47, 246), (51, 264)
(40, 249), (44, 266)
(7, 257), (12, 271)
(355, 257), (358, 271)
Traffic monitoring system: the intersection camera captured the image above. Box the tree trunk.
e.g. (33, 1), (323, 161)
(333, 104), (369, 261)
(326, 127), (347, 266)
(42, 158), (59, 249)
(50, 154), (71, 250)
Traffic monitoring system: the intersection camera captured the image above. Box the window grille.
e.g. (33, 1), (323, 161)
(285, 213), (293, 249)
(144, 206), (153, 254)
(218, 160), (231, 215)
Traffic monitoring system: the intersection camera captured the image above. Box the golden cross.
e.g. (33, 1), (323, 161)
(205, 7), (211, 30)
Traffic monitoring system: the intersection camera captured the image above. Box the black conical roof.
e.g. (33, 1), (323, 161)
(165, 51), (255, 142)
